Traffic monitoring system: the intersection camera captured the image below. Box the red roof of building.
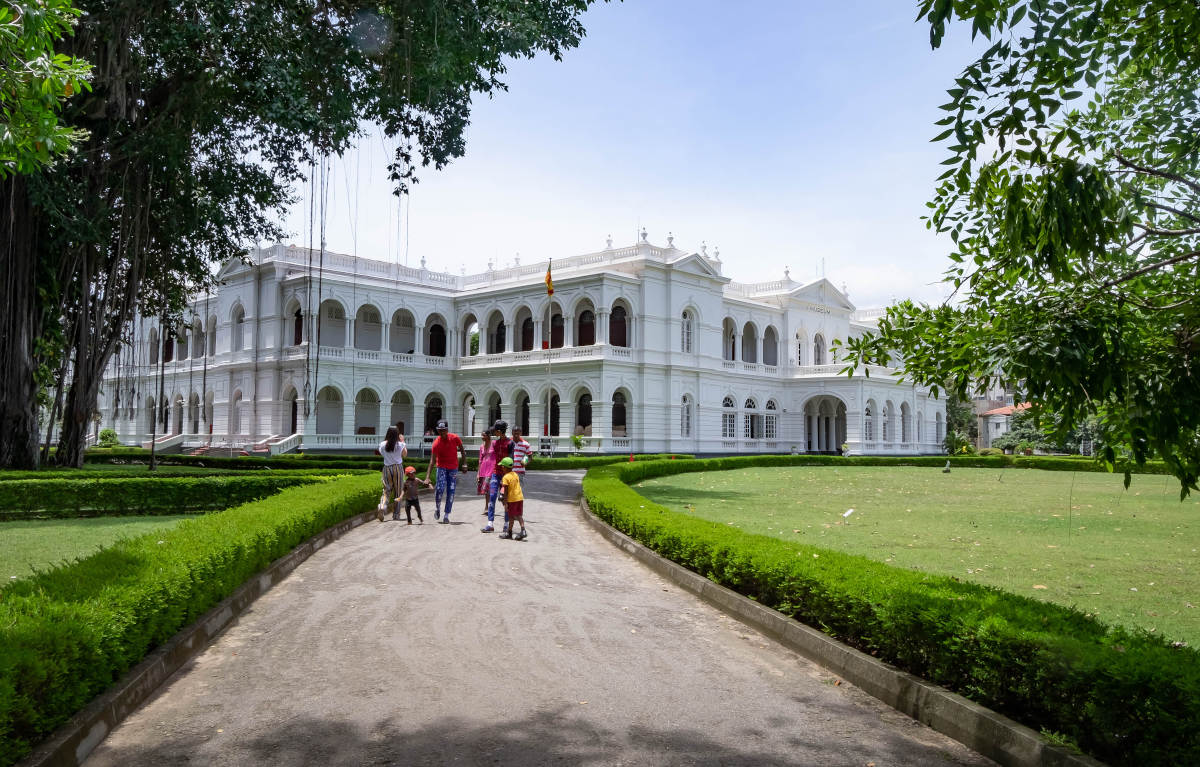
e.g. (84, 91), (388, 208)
(981, 402), (1031, 417)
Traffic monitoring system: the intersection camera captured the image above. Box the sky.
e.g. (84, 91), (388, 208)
(278, 1), (987, 310)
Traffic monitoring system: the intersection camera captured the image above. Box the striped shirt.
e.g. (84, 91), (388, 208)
(511, 438), (532, 474)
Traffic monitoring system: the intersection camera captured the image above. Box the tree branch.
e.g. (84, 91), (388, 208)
(1102, 250), (1200, 287)
(1113, 150), (1200, 197)
(1133, 223), (1200, 237)
(1146, 201), (1200, 227)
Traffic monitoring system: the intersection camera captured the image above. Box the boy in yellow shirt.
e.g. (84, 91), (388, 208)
(495, 457), (527, 541)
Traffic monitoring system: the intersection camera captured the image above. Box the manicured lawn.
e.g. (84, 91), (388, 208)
(1, 515), (197, 582)
(635, 466), (1200, 645)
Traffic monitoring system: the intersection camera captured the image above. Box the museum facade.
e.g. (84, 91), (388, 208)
(99, 234), (945, 456)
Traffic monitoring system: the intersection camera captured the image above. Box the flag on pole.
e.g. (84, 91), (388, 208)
(545, 260), (554, 296)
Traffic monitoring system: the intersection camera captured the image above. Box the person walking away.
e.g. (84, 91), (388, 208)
(377, 427), (407, 522)
(511, 426), (532, 491)
(482, 420), (513, 533)
(424, 419), (467, 524)
(496, 458), (527, 540)
(476, 431), (496, 512)
(401, 466), (432, 523)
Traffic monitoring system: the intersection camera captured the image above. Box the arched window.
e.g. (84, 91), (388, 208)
(550, 313), (564, 348)
(764, 400), (778, 439)
(148, 328), (159, 364)
(743, 398), (760, 439)
(935, 412), (944, 443)
(813, 333), (825, 365)
(762, 327), (778, 366)
(610, 305), (628, 348)
(192, 320), (204, 358)
(741, 324), (757, 363)
(578, 310), (595, 346)
(881, 404), (891, 441)
(487, 392), (502, 427)
(424, 395), (444, 434)
(680, 395), (692, 438)
(722, 318), (737, 361)
(549, 393), (561, 436)
(293, 308), (303, 345)
(427, 322), (447, 357)
(901, 402), (912, 443)
(864, 402), (875, 442)
(681, 311), (694, 353)
(612, 392), (627, 437)
(576, 393), (593, 435)
(163, 333), (174, 363)
(231, 306), (246, 352)
(721, 396), (736, 438)
(230, 390), (243, 436)
(521, 317), (534, 351)
(315, 387), (342, 435)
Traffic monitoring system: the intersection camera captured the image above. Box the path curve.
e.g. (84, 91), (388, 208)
(85, 471), (993, 766)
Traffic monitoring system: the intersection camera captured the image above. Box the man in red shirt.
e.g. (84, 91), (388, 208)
(423, 419), (467, 523)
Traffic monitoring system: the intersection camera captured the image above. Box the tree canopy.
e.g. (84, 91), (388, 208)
(0, 1), (91, 177)
(842, 0), (1200, 496)
(0, 0), (599, 468)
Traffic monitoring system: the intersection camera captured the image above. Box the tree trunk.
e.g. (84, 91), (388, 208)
(0, 175), (44, 469)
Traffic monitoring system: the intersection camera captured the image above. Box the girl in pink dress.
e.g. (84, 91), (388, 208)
(476, 432), (496, 506)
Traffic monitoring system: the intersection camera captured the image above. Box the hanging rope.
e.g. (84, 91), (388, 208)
(304, 148), (316, 417)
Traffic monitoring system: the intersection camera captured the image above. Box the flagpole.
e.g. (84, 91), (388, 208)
(545, 259), (553, 457)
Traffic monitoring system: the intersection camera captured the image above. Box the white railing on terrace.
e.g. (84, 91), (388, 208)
(268, 433), (302, 455)
(851, 308), (889, 322)
(792, 363), (898, 378)
(254, 240), (700, 294)
(725, 278), (796, 298)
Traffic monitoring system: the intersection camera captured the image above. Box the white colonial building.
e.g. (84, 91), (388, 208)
(99, 234), (945, 456)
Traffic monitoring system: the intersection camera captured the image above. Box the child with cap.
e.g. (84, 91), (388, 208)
(400, 466), (432, 524)
(496, 457), (527, 540)
(481, 420), (513, 533)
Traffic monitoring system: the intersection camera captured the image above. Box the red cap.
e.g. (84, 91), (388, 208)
(404, 466), (416, 474)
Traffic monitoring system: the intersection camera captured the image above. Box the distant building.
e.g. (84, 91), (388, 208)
(99, 235), (945, 455)
(978, 402), (1031, 449)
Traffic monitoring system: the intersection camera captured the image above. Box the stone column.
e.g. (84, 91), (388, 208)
(563, 315), (574, 347)
(341, 400), (356, 444)
(416, 325), (425, 356)
(504, 321), (514, 353)
(382, 323), (391, 354)
(597, 310), (610, 345)
(345, 319), (355, 348)
(533, 318), (544, 350)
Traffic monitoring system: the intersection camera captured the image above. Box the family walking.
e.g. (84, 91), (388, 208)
(377, 419), (531, 540)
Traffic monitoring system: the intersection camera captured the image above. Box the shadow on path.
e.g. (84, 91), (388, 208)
(94, 708), (929, 767)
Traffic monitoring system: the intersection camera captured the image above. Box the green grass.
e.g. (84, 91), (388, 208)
(635, 466), (1200, 645)
(0, 516), (196, 581)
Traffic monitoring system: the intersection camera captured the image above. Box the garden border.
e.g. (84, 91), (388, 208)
(578, 493), (1105, 767)
(15, 505), (383, 767)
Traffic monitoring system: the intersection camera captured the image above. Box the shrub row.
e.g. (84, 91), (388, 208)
(79, 449), (692, 473)
(583, 458), (1200, 766)
(0, 467), (373, 482)
(0, 473), (380, 766)
(0, 474), (337, 519)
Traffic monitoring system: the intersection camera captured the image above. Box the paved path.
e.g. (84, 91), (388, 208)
(85, 471), (993, 766)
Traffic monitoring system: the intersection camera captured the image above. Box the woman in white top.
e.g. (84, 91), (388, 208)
(377, 426), (407, 521)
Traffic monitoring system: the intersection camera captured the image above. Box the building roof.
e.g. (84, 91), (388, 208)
(981, 402), (1031, 417)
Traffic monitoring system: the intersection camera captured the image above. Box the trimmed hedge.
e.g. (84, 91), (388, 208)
(0, 473), (379, 767)
(83, 450), (408, 472)
(525, 453), (692, 470)
(0, 474), (336, 519)
(584, 457), (1200, 766)
(78, 449), (692, 473)
(0, 467), (373, 482)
